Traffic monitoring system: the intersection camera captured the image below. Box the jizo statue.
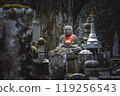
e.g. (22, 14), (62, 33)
(59, 25), (78, 48)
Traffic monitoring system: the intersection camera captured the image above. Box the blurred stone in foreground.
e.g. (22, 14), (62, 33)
(0, 4), (33, 79)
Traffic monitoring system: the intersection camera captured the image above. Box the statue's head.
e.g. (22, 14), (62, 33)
(63, 25), (73, 35)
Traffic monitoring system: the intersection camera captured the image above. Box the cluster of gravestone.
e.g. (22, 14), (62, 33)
(0, 4), (120, 80)
(32, 8), (120, 80)
(33, 24), (120, 80)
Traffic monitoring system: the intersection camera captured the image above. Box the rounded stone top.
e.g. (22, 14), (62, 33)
(37, 37), (46, 45)
(63, 25), (72, 30)
(63, 25), (73, 35)
(79, 50), (93, 55)
(84, 23), (90, 29)
(84, 60), (99, 68)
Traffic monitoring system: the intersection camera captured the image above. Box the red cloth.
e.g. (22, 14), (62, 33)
(64, 34), (71, 43)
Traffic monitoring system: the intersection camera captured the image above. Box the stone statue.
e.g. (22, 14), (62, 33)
(59, 25), (79, 48)
(55, 25), (81, 73)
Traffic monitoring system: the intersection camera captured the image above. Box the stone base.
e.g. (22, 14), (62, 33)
(67, 54), (79, 73)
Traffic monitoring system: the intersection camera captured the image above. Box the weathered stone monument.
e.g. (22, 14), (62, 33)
(78, 49), (93, 72)
(84, 60), (99, 77)
(84, 8), (102, 60)
(59, 25), (79, 47)
(33, 38), (49, 79)
(113, 32), (119, 57)
(82, 18), (91, 46)
(49, 49), (67, 79)
(110, 32), (120, 76)
(57, 25), (81, 73)
(0, 4), (33, 79)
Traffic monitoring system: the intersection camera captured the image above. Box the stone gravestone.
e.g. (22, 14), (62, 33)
(49, 49), (67, 79)
(84, 60), (99, 78)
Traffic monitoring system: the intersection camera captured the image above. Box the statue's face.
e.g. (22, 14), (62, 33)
(64, 28), (72, 35)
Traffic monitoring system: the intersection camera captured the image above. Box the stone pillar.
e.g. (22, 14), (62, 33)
(0, 4), (33, 79)
(67, 54), (79, 73)
(113, 32), (119, 57)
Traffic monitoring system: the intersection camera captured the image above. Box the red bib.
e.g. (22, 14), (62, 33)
(64, 34), (71, 43)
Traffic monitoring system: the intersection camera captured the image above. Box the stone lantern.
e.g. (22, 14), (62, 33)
(33, 37), (49, 79)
